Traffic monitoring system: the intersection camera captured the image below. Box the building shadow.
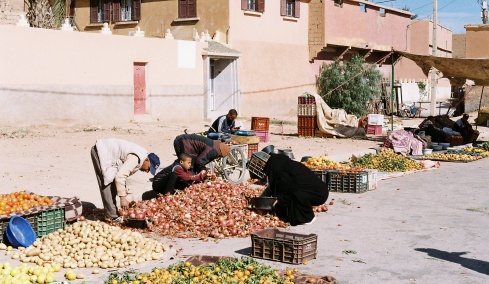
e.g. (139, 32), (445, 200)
(415, 248), (489, 276)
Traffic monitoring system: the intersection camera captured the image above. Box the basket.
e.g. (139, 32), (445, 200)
(36, 208), (65, 237)
(255, 130), (269, 143)
(251, 228), (317, 264)
(251, 117), (270, 131)
(298, 116), (316, 137)
(126, 218), (147, 229)
(6, 216), (36, 248)
(328, 170), (369, 193)
(247, 152), (270, 179)
(247, 143), (259, 158)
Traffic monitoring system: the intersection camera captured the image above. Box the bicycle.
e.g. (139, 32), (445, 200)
(183, 128), (247, 185)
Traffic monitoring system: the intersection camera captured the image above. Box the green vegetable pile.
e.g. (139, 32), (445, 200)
(349, 148), (422, 172)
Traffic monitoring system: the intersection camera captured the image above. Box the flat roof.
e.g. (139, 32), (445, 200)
(350, 0), (414, 16)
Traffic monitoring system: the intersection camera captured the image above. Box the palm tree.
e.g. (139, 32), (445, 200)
(25, 0), (70, 28)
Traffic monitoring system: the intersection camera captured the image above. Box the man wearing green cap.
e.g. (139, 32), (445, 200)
(90, 138), (160, 221)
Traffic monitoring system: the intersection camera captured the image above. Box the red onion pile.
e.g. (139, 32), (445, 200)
(121, 180), (328, 239)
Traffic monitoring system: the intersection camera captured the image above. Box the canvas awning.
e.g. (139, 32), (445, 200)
(395, 51), (489, 86)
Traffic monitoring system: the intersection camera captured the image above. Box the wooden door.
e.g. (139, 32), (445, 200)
(133, 63), (146, 115)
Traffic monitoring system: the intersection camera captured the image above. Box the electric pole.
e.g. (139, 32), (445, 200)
(430, 0), (438, 115)
(483, 0), (488, 24)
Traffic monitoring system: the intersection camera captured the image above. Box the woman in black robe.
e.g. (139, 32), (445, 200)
(260, 154), (329, 225)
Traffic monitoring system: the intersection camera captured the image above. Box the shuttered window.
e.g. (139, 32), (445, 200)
(178, 0), (197, 18)
(281, 0), (300, 17)
(90, 0), (141, 23)
(241, 0), (265, 13)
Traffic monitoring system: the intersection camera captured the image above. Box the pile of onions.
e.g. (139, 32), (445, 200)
(123, 180), (329, 239)
(12, 221), (171, 269)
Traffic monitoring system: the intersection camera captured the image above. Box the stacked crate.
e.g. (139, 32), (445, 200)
(366, 114), (383, 136)
(298, 95), (317, 137)
(250, 117), (269, 150)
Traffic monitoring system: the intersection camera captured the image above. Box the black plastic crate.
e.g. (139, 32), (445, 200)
(328, 170), (369, 193)
(247, 152), (270, 179)
(251, 228), (317, 264)
(311, 169), (329, 184)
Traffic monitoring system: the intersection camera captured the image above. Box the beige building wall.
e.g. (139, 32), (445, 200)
(465, 25), (489, 58)
(75, 0), (230, 40)
(0, 0), (23, 25)
(228, 0), (314, 118)
(452, 34), (466, 59)
(0, 25), (206, 126)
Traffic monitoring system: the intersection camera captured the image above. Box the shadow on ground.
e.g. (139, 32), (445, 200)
(416, 248), (489, 276)
(235, 247), (252, 256)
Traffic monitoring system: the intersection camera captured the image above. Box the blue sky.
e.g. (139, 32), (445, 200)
(375, 0), (485, 34)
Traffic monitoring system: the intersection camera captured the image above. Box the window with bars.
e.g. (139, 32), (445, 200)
(280, 0), (300, 18)
(241, 0), (265, 13)
(178, 0), (196, 18)
(90, 0), (140, 23)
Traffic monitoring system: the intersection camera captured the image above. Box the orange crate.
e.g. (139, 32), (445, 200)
(248, 143), (259, 157)
(251, 117), (270, 131)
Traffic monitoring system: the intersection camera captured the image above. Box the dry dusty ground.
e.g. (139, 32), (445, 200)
(1, 115), (489, 283)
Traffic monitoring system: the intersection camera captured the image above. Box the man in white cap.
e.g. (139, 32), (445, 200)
(90, 138), (160, 221)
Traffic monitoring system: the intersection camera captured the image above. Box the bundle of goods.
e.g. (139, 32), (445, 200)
(420, 152), (482, 162)
(349, 148), (423, 172)
(9, 220), (171, 270)
(104, 256), (337, 284)
(124, 180), (330, 239)
(302, 156), (361, 171)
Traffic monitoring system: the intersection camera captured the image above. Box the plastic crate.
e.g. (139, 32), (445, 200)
(449, 135), (464, 146)
(366, 124), (382, 135)
(251, 117), (270, 131)
(298, 104), (316, 116)
(367, 114), (384, 125)
(0, 214), (38, 244)
(36, 208), (65, 237)
(251, 228), (317, 264)
(247, 143), (259, 158)
(328, 170), (369, 193)
(311, 169), (329, 184)
(298, 116), (316, 137)
(255, 130), (269, 143)
(247, 152), (270, 179)
(298, 95), (316, 104)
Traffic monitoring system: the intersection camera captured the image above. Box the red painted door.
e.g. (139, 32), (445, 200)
(133, 63), (146, 115)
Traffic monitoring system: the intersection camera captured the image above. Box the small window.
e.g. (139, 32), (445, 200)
(334, 0), (343, 7)
(359, 3), (366, 13)
(178, 0), (196, 19)
(281, 0), (300, 18)
(121, 0), (132, 21)
(242, 0), (265, 13)
(379, 8), (385, 17)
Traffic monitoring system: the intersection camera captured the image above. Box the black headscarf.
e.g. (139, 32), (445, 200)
(264, 154), (329, 225)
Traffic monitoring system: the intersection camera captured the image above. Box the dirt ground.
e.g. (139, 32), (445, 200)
(1, 115), (489, 283)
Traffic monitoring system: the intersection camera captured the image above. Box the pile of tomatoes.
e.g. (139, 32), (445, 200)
(0, 191), (54, 215)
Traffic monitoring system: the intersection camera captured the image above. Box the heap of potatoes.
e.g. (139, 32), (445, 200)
(11, 220), (171, 270)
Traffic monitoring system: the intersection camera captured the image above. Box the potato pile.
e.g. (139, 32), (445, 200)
(349, 148), (422, 172)
(11, 220), (171, 270)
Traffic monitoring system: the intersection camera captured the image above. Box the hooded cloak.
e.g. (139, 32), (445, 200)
(264, 154), (329, 225)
